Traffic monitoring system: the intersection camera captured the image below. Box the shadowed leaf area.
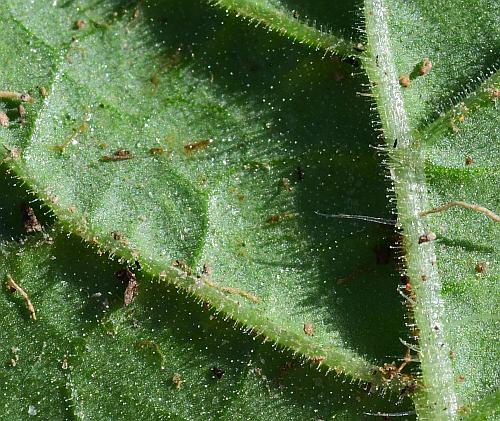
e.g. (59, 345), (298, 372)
(0, 232), (411, 419)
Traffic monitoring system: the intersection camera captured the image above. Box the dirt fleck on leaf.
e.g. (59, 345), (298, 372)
(6, 274), (36, 320)
(21, 203), (43, 233)
(172, 373), (182, 389)
(101, 150), (133, 161)
(0, 112), (10, 127)
(184, 139), (211, 154)
(303, 323), (314, 336)
(211, 367), (225, 379)
(399, 75), (410, 88)
(116, 268), (138, 306)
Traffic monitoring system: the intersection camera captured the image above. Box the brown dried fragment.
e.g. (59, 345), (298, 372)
(17, 104), (26, 123)
(74, 19), (86, 30)
(183, 139), (210, 154)
(303, 323), (314, 336)
(420, 201), (500, 222)
(211, 367), (225, 379)
(202, 278), (260, 303)
(379, 362), (399, 382)
(465, 156), (474, 166)
(62, 359), (69, 370)
(149, 147), (165, 155)
(172, 373), (182, 389)
(491, 88), (500, 100)
(101, 149), (133, 161)
(0, 112), (9, 127)
(266, 212), (294, 223)
(475, 261), (487, 273)
(6, 274), (36, 320)
(0, 91), (33, 103)
(399, 75), (410, 88)
(419, 58), (432, 76)
(116, 268), (138, 306)
(281, 177), (292, 192)
(310, 356), (326, 365)
(39, 86), (48, 97)
(21, 203), (43, 233)
(418, 231), (436, 244)
(202, 263), (211, 275)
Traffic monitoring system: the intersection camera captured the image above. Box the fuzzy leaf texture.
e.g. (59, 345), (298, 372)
(0, 0), (498, 420)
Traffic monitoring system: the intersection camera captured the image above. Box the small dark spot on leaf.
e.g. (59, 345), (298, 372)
(101, 150), (133, 161)
(211, 367), (224, 379)
(184, 139), (211, 154)
(303, 323), (314, 336)
(475, 261), (487, 273)
(74, 19), (85, 30)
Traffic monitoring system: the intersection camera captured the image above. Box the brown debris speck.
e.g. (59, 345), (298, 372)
(475, 261), (487, 273)
(6, 274), (36, 320)
(465, 156), (474, 165)
(303, 323), (314, 336)
(101, 149), (133, 161)
(310, 356), (326, 365)
(172, 373), (182, 389)
(399, 75), (410, 88)
(184, 139), (211, 154)
(18, 104), (26, 122)
(202, 263), (211, 275)
(116, 268), (138, 306)
(211, 367), (225, 379)
(419, 58), (432, 76)
(39, 86), (47, 97)
(0, 91), (33, 103)
(292, 10), (299, 19)
(281, 177), (292, 192)
(0, 112), (10, 127)
(149, 147), (165, 155)
(418, 231), (436, 244)
(21, 203), (43, 233)
(74, 19), (86, 30)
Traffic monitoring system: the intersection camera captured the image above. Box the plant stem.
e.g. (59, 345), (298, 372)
(363, 0), (458, 419)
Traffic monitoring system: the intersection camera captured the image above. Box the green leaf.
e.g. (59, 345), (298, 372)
(1, 0), (498, 419)
(0, 231), (411, 419)
(363, 0), (499, 419)
(1, 0), (409, 391)
(208, 0), (363, 57)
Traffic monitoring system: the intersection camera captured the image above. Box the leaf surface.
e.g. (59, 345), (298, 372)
(0, 228), (411, 420)
(1, 0), (409, 392)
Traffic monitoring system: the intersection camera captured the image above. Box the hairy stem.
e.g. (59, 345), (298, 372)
(363, 0), (458, 419)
